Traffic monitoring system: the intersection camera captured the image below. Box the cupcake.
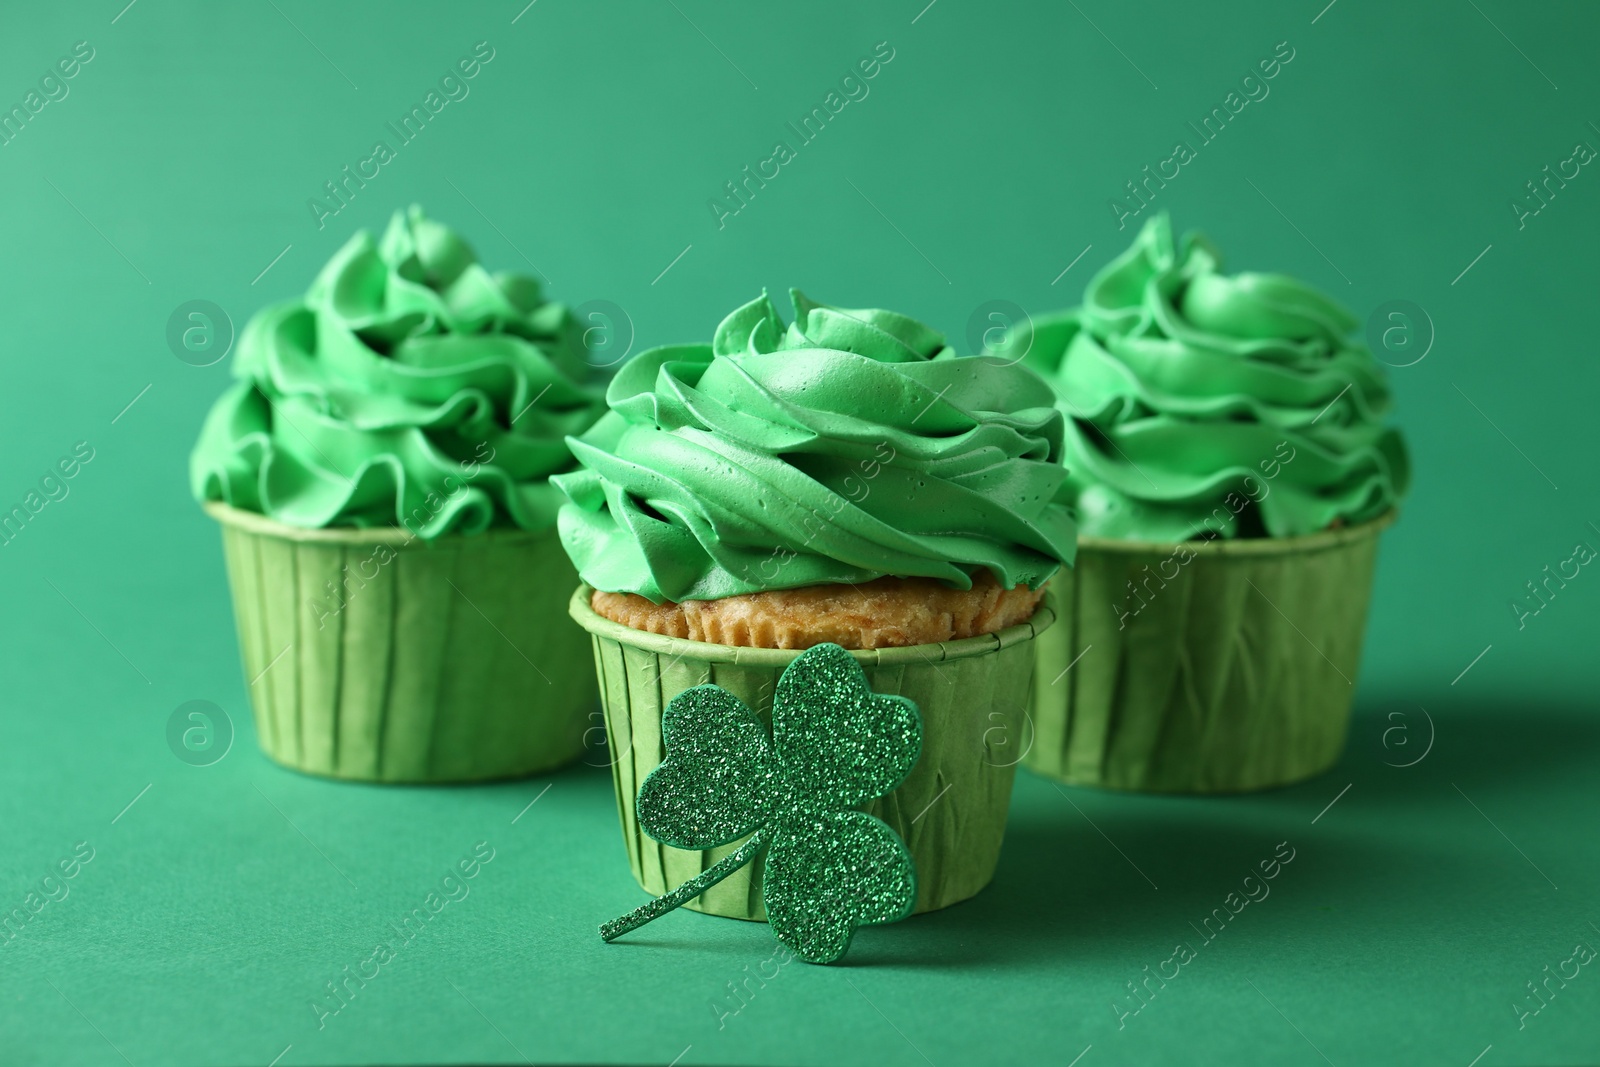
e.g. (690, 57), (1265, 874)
(192, 206), (607, 782)
(994, 214), (1409, 793)
(557, 290), (1075, 917)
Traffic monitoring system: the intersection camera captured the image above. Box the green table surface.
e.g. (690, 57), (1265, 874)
(2, 0), (1598, 1063)
(4, 700), (1598, 1066)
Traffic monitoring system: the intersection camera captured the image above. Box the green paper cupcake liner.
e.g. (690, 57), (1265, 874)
(207, 501), (594, 782)
(570, 585), (1057, 920)
(1029, 511), (1396, 794)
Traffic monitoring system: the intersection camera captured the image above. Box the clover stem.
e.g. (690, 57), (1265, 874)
(600, 831), (766, 943)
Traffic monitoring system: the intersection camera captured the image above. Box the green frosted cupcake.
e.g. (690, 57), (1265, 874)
(995, 214), (1409, 793)
(191, 206), (607, 782)
(555, 290), (1075, 917)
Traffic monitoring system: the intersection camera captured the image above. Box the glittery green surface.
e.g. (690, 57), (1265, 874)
(599, 643), (922, 964)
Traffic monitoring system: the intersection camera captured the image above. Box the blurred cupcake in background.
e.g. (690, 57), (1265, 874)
(192, 205), (607, 782)
(993, 214), (1408, 793)
(558, 290), (1074, 917)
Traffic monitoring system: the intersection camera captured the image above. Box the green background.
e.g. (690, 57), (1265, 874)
(1, 0), (1596, 1064)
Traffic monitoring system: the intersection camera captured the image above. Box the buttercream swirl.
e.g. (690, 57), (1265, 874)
(996, 214), (1409, 541)
(554, 290), (1076, 603)
(190, 206), (606, 538)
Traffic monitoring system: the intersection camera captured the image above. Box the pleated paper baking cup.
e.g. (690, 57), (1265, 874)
(1029, 512), (1396, 794)
(206, 501), (594, 782)
(571, 584), (1057, 919)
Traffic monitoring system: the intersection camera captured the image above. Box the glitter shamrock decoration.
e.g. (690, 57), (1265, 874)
(599, 642), (923, 964)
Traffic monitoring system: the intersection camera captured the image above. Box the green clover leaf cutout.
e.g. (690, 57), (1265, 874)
(599, 642), (923, 964)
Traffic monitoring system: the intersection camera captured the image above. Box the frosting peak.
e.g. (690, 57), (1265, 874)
(998, 214), (1409, 541)
(191, 206), (606, 538)
(555, 290), (1077, 603)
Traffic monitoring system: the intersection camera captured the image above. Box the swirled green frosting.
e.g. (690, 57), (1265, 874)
(996, 215), (1409, 541)
(190, 206), (606, 538)
(554, 290), (1076, 603)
